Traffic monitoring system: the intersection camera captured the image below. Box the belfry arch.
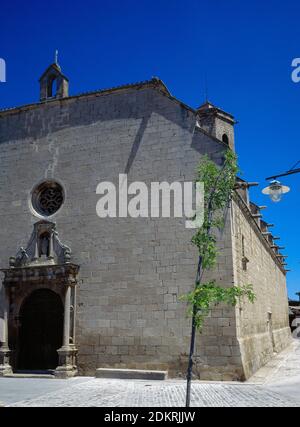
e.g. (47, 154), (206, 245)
(39, 61), (69, 101)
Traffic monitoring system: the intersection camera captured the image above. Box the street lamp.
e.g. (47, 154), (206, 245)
(262, 161), (300, 202)
(262, 180), (290, 202)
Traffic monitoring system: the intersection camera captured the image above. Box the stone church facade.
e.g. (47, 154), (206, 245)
(0, 62), (291, 380)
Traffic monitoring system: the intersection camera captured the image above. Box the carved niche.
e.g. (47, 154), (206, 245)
(9, 221), (71, 268)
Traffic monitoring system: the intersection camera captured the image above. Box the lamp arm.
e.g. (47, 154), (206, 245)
(266, 167), (300, 181)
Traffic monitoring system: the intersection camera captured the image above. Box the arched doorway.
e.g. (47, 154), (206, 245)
(17, 289), (63, 371)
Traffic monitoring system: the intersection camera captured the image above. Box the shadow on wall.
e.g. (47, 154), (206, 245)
(124, 113), (151, 175)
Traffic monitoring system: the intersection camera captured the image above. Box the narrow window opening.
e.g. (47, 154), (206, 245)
(222, 134), (229, 145)
(242, 235), (249, 271)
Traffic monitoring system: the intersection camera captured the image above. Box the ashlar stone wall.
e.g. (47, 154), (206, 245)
(232, 195), (291, 379)
(0, 83), (291, 379)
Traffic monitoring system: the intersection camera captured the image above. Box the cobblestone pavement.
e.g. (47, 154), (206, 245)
(2, 340), (300, 407)
(2, 378), (298, 407)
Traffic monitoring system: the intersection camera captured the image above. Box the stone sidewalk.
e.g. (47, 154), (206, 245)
(248, 339), (300, 403)
(247, 339), (300, 384)
(1, 340), (300, 407)
(2, 378), (298, 407)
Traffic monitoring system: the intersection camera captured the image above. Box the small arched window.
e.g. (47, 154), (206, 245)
(47, 75), (57, 98)
(222, 134), (229, 145)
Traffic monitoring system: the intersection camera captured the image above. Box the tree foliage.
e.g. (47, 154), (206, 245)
(182, 150), (256, 331)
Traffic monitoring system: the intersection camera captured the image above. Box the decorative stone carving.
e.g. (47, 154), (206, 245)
(55, 345), (78, 378)
(0, 221), (79, 378)
(0, 287), (12, 376)
(0, 346), (12, 376)
(12, 221), (72, 267)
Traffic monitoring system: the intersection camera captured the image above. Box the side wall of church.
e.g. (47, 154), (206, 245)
(231, 196), (291, 379)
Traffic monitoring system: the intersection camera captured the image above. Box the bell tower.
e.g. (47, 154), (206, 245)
(197, 101), (236, 151)
(39, 51), (69, 101)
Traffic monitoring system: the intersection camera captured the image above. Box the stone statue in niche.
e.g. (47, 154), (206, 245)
(39, 233), (50, 257)
(12, 221), (72, 267)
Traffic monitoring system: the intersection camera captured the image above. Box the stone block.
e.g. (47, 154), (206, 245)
(95, 368), (168, 380)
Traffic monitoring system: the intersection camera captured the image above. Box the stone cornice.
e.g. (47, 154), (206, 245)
(0, 263), (80, 287)
(233, 192), (286, 275)
(0, 78), (175, 116)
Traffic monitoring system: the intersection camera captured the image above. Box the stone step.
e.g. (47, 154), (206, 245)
(5, 373), (55, 379)
(5, 374), (54, 379)
(95, 368), (168, 380)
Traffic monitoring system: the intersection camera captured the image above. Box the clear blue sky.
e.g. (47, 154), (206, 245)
(0, 0), (299, 298)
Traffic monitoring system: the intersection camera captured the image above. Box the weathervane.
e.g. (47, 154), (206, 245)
(54, 49), (59, 66)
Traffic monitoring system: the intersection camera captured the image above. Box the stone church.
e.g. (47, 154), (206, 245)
(0, 60), (291, 380)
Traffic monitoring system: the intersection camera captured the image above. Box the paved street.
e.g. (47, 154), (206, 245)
(250, 338), (300, 404)
(1, 378), (298, 407)
(1, 340), (300, 407)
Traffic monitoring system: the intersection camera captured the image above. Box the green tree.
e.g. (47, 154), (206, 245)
(183, 150), (255, 406)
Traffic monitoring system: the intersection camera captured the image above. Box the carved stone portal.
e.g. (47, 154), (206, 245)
(0, 221), (79, 378)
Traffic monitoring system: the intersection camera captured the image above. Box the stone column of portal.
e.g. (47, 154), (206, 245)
(48, 231), (54, 261)
(55, 285), (78, 378)
(63, 285), (71, 347)
(0, 287), (12, 376)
